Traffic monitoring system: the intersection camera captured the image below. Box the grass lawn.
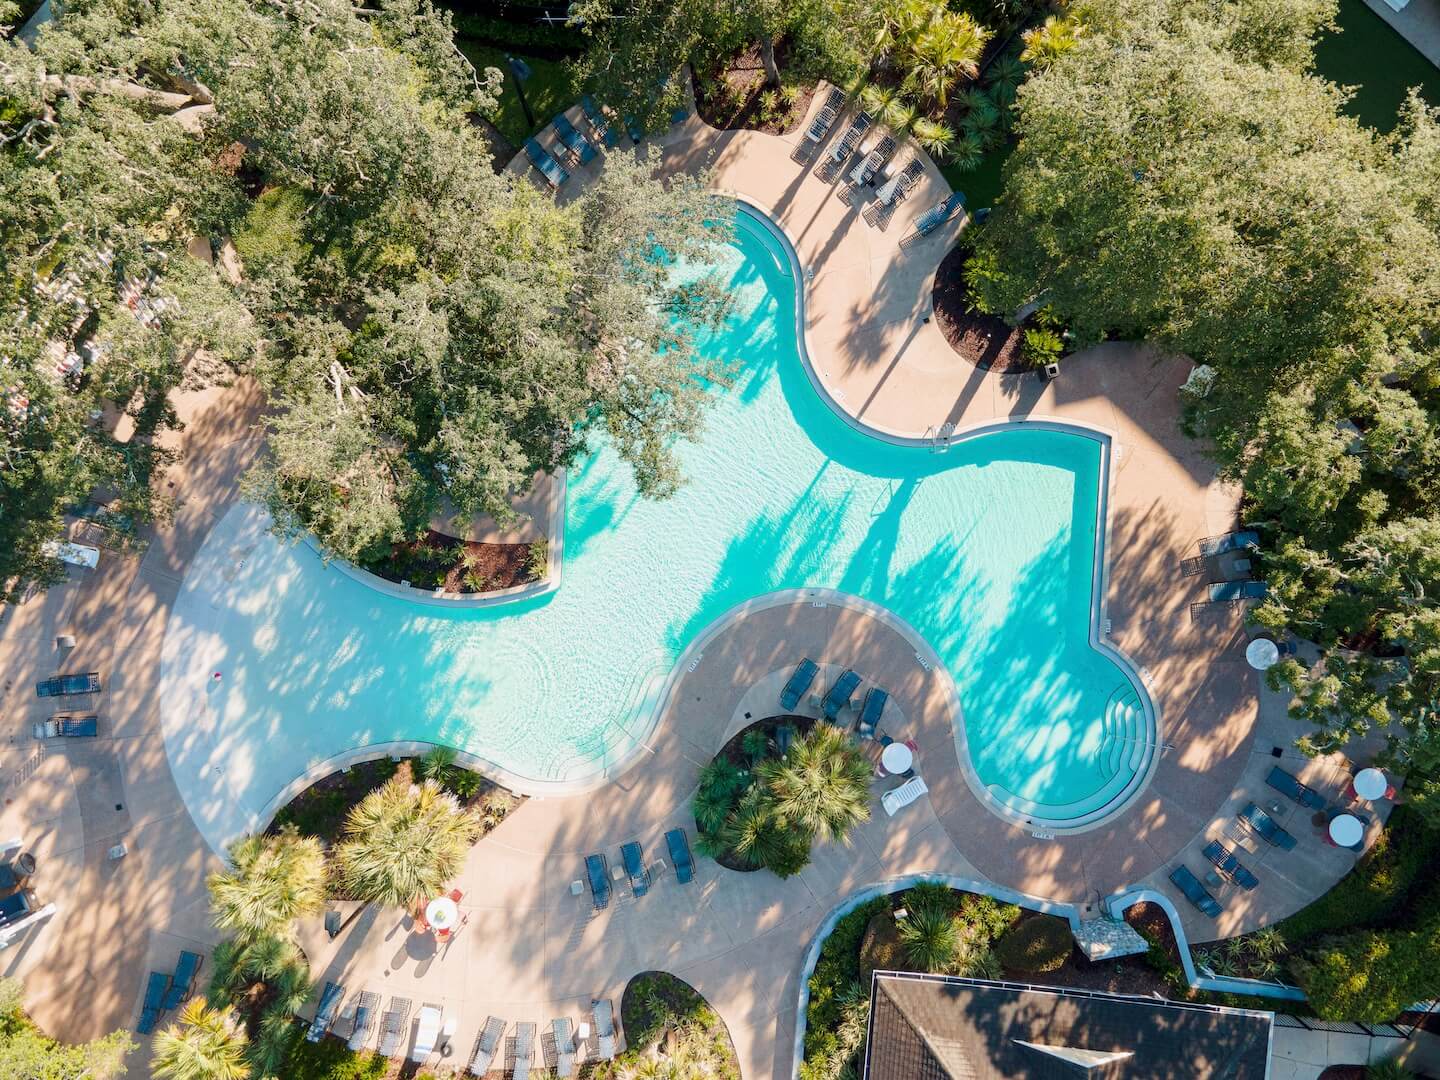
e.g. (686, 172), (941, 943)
(457, 42), (575, 148)
(940, 140), (1014, 210)
(1313, 0), (1440, 132)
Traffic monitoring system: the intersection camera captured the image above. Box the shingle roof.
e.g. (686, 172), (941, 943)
(863, 973), (1272, 1080)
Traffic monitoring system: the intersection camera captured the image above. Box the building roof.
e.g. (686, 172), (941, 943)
(863, 972), (1272, 1080)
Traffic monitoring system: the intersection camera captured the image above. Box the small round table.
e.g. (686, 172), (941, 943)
(881, 742), (913, 775)
(425, 896), (459, 934)
(1246, 638), (1280, 671)
(1353, 767), (1388, 801)
(1329, 814), (1364, 849)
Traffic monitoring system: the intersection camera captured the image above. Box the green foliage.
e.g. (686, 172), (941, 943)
(1020, 326), (1063, 368)
(419, 744), (458, 782)
(451, 12), (587, 54)
(858, 912), (906, 981)
(742, 728), (771, 764)
(334, 761), (483, 908)
(802, 896), (888, 1080)
(0, 978), (132, 1080)
(207, 828), (327, 944)
(759, 724), (872, 843)
(526, 538), (549, 579)
(1293, 917), (1440, 1022)
(994, 915), (1073, 973)
(596, 972), (739, 1080)
(898, 903), (958, 971)
(1368, 1060), (1417, 1080)
(277, 1039), (390, 1080)
(231, 187), (312, 272)
(152, 999), (251, 1080)
(875, 0), (991, 109)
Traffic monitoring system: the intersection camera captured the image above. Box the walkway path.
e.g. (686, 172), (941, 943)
(0, 88), (1392, 1079)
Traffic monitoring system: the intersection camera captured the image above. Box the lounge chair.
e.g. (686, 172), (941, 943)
(586, 853), (611, 910)
(775, 724), (795, 753)
(580, 95), (618, 148)
(914, 192), (966, 236)
(1209, 580), (1269, 602)
(882, 776), (928, 817)
(848, 135), (896, 187)
(378, 997), (412, 1057)
(1238, 802), (1297, 850)
(348, 991), (380, 1051)
(469, 1016), (505, 1075)
(620, 841), (650, 897)
(1202, 840), (1260, 890)
(551, 113), (597, 165)
(816, 112), (873, 182)
(35, 671), (100, 697)
(1199, 530), (1260, 556)
(411, 1004), (442, 1062)
(780, 658), (819, 711)
(1169, 865), (1223, 917)
(136, 971), (171, 1035)
(161, 951), (204, 1011)
(593, 998), (616, 1060)
(511, 1021), (536, 1080)
(523, 138), (570, 190)
(865, 158), (925, 223)
(821, 669), (861, 722)
(665, 827), (694, 884)
(856, 687), (888, 740)
(308, 980), (345, 1042)
(1267, 766), (1327, 810)
(805, 86), (845, 143)
(551, 1017), (576, 1078)
(61, 715), (98, 737)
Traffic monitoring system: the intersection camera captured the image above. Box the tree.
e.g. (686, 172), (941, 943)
(0, 976), (133, 1080)
(897, 904), (958, 972)
(207, 828), (326, 944)
(152, 1000), (251, 1080)
(207, 934), (312, 1077)
(759, 724), (872, 843)
(1020, 14), (1084, 69)
(334, 761), (482, 908)
(875, 0), (990, 110)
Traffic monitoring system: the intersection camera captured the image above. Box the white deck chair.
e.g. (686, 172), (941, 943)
(882, 776), (929, 817)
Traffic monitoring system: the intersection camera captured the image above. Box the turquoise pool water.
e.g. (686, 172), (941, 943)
(164, 202), (1153, 846)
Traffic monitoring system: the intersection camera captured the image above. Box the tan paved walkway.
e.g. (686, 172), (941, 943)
(0, 89), (1393, 1080)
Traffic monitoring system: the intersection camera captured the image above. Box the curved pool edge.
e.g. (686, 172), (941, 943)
(731, 195), (1162, 834)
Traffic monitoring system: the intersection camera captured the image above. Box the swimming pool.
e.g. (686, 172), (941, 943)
(161, 200), (1156, 850)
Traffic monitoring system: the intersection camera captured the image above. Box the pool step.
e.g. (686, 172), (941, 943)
(1098, 685), (1144, 780)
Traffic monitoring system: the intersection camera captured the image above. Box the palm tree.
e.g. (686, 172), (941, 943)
(207, 828), (326, 944)
(152, 1000), (251, 1080)
(883, 99), (921, 136)
(860, 82), (899, 121)
(334, 761), (482, 908)
(1021, 15), (1084, 71)
(910, 118), (957, 161)
(947, 131), (986, 172)
(902, 14), (987, 108)
(419, 743), (458, 781)
(898, 905), (958, 972)
(758, 725), (871, 843)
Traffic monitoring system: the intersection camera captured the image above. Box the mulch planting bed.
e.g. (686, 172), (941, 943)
(360, 529), (539, 594)
(932, 243), (1027, 372)
(997, 910), (1171, 998)
(694, 42), (816, 135)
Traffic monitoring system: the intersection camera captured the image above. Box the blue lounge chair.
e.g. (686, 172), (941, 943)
(775, 724), (795, 754)
(915, 193), (966, 236)
(551, 113), (597, 165)
(307, 980), (344, 1042)
(1209, 580), (1269, 602)
(580, 95), (618, 148)
(780, 658), (819, 711)
(58, 715), (98, 737)
(1169, 865), (1223, 917)
(524, 138), (570, 190)
(857, 687), (887, 740)
(1199, 530), (1260, 556)
(136, 971), (171, 1035)
(1239, 802), (1297, 850)
(620, 841), (650, 897)
(821, 669), (861, 722)
(161, 950), (204, 1010)
(1267, 766), (1327, 811)
(35, 672), (100, 697)
(665, 828), (694, 885)
(1203, 840), (1259, 890)
(586, 853), (611, 910)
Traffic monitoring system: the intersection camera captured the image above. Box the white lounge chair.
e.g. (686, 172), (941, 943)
(592, 998), (616, 1060)
(469, 1016), (505, 1075)
(411, 1005), (442, 1062)
(882, 776), (929, 816)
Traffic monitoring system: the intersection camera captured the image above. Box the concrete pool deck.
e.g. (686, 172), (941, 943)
(0, 86), (1394, 1078)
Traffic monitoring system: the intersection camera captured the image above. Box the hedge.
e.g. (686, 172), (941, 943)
(995, 915), (1073, 973)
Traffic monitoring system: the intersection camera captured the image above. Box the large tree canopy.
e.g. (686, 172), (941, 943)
(3, 0), (735, 584)
(972, 0), (1440, 807)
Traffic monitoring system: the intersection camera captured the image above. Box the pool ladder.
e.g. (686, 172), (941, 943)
(924, 422), (955, 453)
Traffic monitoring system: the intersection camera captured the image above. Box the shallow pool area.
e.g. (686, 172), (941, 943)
(161, 201), (1156, 851)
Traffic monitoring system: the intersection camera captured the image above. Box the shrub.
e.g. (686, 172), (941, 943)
(995, 915), (1073, 973)
(899, 904), (959, 972)
(1021, 326), (1064, 368)
(803, 897), (888, 1079)
(526, 538), (548, 579)
(859, 912), (906, 982)
(232, 187), (312, 270)
(1294, 916), (1440, 1022)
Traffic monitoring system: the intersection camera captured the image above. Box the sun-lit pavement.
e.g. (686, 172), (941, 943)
(0, 86), (1391, 1079)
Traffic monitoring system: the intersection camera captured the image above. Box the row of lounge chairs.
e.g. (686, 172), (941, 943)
(585, 828), (693, 910)
(780, 658), (891, 736)
(136, 950), (203, 1034)
(33, 714), (98, 738)
(465, 1001), (614, 1077)
(524, 92), (691, 190)
(1172, 765), (1348, 917)
(35, 671), (100, 697)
